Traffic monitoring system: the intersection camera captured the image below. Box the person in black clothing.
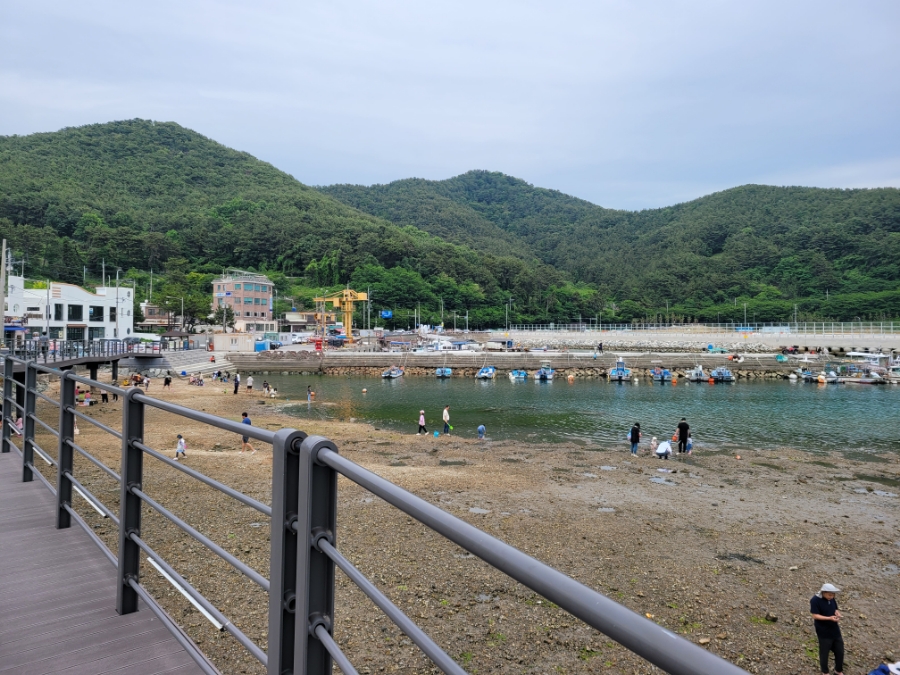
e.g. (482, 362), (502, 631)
(810, 583), (844, 675)
(675, 418), (690, 454)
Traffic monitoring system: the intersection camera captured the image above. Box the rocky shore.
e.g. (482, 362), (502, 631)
(26, 375), (900, 675)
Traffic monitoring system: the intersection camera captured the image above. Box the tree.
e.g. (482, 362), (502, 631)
(213, 306), (236, 332)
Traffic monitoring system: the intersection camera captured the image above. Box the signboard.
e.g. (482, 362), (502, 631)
(380, 310), (393, 319)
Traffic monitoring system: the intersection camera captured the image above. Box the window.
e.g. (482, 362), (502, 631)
(89, 327), (105, 340)
(254, 284), (261, 292)
(245, 311), (251, 317)
(89, 306), (104, 322)
(54, 303), (63, 321)
(234, 283), (242, 290)
(66, 327), (84, 340)
(67, 305), (83, 321)
(27, 306), (40, 312)
(244, 297), (253, 304)
(109, 307), (117, 322)
(49, 327), (63, 339)
(253, 297), (260, 305)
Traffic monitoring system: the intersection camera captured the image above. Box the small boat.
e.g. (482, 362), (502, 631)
(608, 359), (631, 382)
(475, 365), (496, 380)
(837, 353), (888, 384)
(686, 365), (706, 382)
(709, 367), (735, 383)
(381, 366), (404, 379)
(795, 367), (818, 383)
(817, 367), (840, 384)
(536, 361), (555, 381)
(508, 369), (528, 380)
(435, 367), (452, 378)
(651, 367), (672, 383)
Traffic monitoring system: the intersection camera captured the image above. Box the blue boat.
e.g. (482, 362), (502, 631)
(536, 361), (555, 381)
(508, 369), (528, 380)
(475, 365), (496, 379)
(709, 367), (735, 383)
(608, 359), (631, 382)
(435, 367), (452, 378)
(651, 367), (672, 383)
(382, 366), (404, 379)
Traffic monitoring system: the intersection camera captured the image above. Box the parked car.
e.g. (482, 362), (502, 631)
(269, 341), (283, 349)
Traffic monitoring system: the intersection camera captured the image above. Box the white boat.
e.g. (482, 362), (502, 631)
(686, 365), (706, 382)
(475, 365), (496, 379)
(608, 359), (631, 382)
(709, 367), (735, 383)
(435, 367), (452, 378)
(535, 361), (555, 381)
(837, 352), (888, 384)
(650, 367), (672, 383)
(508, 369), (528, 380)
(381, 366), (404, 379)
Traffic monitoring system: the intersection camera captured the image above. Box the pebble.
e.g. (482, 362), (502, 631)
(468, 507), (490, 514)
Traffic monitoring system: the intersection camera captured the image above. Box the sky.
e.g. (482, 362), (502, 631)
(2, 1), (899, 210)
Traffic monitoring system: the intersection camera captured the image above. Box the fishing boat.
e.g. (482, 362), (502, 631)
(709, 367), (735, 383)
(816, 365), (840, 384)
(650, 367), (672, 383)
(435, 367), (452, 378)
(508, 369), (528, 380)
(837, 352), (888, 384)
(381, 366), (404, 379)
(794, 367), (818, 383)
(475, 365), (496, 380)
(535, 361), (555, 381)
(686, 365), (706, 382)
(608, 359), (631, 382)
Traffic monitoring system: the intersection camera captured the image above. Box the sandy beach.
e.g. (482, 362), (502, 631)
(26, 372), (900, 674)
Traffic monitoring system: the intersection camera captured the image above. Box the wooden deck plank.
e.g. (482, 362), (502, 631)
(0, 453), (209, 675)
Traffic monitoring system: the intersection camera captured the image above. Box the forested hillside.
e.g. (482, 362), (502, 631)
(1, 120), (899, 327)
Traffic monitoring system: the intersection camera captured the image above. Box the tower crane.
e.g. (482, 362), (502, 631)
(313, 288), (368, 344)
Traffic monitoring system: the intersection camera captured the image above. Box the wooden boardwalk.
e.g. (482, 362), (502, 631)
(0, 453), (209, 674)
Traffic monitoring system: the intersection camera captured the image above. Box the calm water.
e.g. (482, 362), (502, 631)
(261, 375), (900, 455)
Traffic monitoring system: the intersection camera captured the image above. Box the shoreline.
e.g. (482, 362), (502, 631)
(26, 375), (900, 674)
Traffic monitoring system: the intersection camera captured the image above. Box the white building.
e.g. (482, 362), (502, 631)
(4, 276), (135, 341)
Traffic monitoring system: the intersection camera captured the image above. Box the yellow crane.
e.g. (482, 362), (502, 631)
(313, 288), (368, 343)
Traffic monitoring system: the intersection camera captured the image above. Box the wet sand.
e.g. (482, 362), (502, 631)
(27, 374), (900, 674)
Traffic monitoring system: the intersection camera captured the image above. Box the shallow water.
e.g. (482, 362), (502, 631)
(261, 375), (900, 455)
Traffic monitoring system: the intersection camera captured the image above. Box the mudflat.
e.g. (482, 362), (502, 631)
(27, 376), (900, 674)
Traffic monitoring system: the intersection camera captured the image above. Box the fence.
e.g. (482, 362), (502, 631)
(0, 354), (749, 675)
(510, 321), (900, 336)
(1, 337), (202, 363)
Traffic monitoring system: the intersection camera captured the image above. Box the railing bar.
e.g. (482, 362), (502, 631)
(25, 461), (56, 496)
(318, 539), (466, 675)
(64, 470), (119, 524)
(7, 435), (22, 457)
(137, 442), (272, 516)
(132, 535), (268, 665)
(65, 372), (126, 395)
(62, 504), (118, 568)
(318, 448), (749, 675)
(313, 623), (359, 675)
(125, 579), (221, 675)
(131, 486), (270, 592)
(132, 392), (277, 443)
(34, 390), (60, 407)
(68, 440), (122, 481)
(31, 440), (56, 466)
(4, 397), (25, 413)
(67, 406), (123, 439)
(29, 413), (59, 437)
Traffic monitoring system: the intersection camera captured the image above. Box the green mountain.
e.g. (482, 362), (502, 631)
(322, 172), (900, 321)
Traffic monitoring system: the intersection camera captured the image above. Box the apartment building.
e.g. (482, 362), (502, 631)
(212, 271), (274, 333)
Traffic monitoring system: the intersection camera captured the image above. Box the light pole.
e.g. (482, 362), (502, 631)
(506, 297), (514, 330)
(743, 303), (747, 327)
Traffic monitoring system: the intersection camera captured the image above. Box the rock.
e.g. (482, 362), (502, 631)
(789, 565), (798, 571)
(764, 612), (778, 622)
(698, 638), (711, 645)
(716, 632), (728, 640)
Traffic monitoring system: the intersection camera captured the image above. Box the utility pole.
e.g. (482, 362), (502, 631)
(115, 269), (120, 338)
(0, 240), (6, 347)
(743, 303), (747, 326)
(102, 260), (105, 288)
(466, 310), (469, 331)
(149, 269), (153, 301)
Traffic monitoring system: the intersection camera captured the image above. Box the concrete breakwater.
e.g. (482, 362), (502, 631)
(229, 351), (800, 379)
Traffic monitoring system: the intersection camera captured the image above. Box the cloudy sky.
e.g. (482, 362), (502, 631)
(2, 1), (898, 209)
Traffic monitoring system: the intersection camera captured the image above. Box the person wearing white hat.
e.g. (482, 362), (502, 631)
(810, 583), (844, 675)
(417, 410), (427, 435)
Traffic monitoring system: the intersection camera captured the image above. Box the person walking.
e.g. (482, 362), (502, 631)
(246, 375), (254, 393)
(675, 418), (690, 454)
(174, 434), (187, 461)
(629, 422), (642, 455)
(598, 342), (603, 354)
(810, 583), (844, 675)
(240, 412), (255, 454)
(417, 410), (427, 435)
(307, 385), (312, 402)
(163, 375), (172, 389)
(233, 373), (240, 395)
(442, 405), (451, 435)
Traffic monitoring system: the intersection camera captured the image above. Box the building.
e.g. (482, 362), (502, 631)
(211, 270), (274, 333)
(4, 276), (135, 341)
(137, 302), (179, 331)
(282, 311), (338, 333)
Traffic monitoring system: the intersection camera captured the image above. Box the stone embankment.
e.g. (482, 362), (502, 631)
(228, 350), (801, 379)
(514, 337), (772, 352)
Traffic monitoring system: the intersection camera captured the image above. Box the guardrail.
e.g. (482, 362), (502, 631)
(1, 338), (202, 362)
(0, 355), (750, 675)
(510, 321), (900, 335)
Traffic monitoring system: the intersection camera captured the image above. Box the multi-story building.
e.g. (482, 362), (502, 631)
(4, 275), (135, 341)
(212, 270), (275, 333)
(137, 302), (179, 331)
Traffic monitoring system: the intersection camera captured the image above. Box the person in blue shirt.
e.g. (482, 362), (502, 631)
(240, 412), (255, 454)
(477, 424), (486, 440)
(810, 583), (844, 675)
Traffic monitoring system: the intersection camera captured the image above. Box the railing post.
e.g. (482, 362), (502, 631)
(1, 357), (12, 454)
(267, 428), (308, 675)
(56, 370), (76, 528)
(117, 387), (145, 615)
(294, 435), (339, 675)
(22, 361), (36, 481)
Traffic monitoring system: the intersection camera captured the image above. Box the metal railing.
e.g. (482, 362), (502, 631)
(1, 338), (203, 363)
(0, 354), (749, 675)
(510, 321), (900, 336)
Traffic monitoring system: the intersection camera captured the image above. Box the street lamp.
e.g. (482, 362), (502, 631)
(505, 297), (514, 330)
